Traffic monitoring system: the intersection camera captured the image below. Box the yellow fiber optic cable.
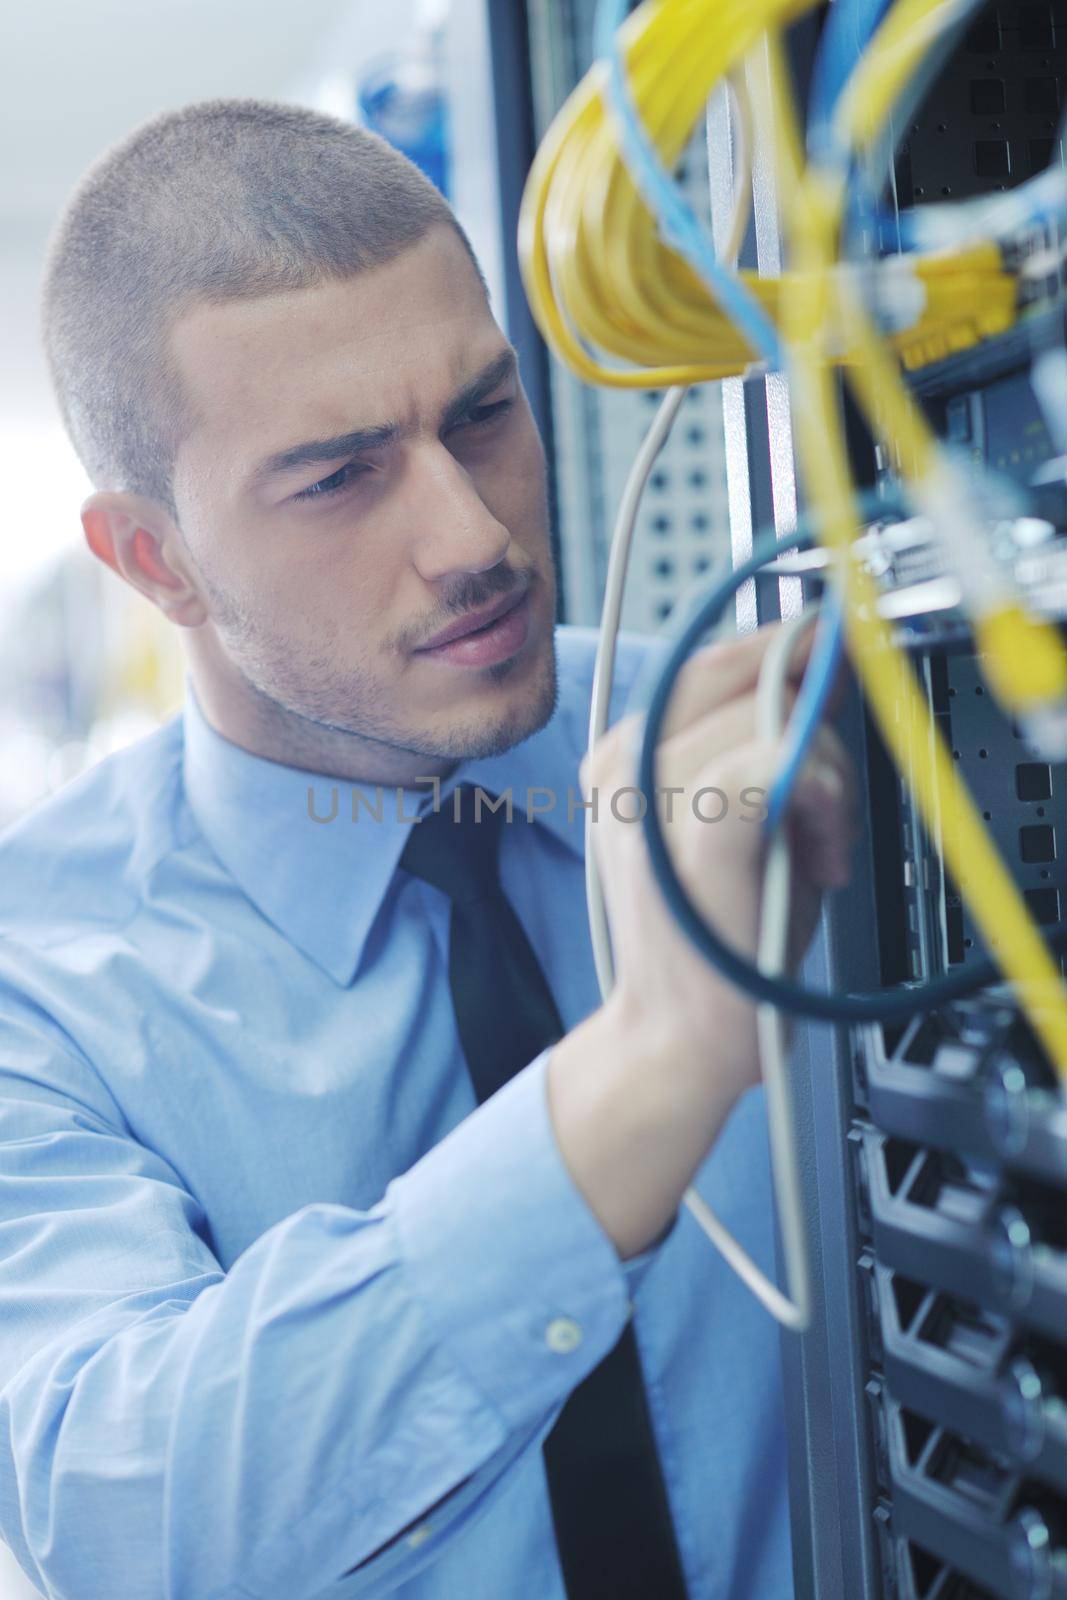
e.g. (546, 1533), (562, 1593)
(521, 0), (1067, 1076)
(840, 297), (1067, 716)
(517, 0), (1018, 389)
(821, 0), (1067, 722)
(760, 28), (1067, 1078)
(743, 0), (1067, 730)
(518, 4), (766, 383)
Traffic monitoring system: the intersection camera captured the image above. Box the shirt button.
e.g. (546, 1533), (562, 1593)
(545, 1316), (583, 1354)
(407, 1523), (433, 1549)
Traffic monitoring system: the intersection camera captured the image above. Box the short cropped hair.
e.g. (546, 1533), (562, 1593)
(41, 98), (484, 518)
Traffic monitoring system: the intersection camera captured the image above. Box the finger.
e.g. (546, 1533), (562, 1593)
(592, 635), (854, 807)
(583, 686), (768, 798)
(788, 746), (858, 885)
(789, 814), (855, 891)
(658, 687), (859, 832)
(805, 721), (859, 818)
(657, 618), (820, 742)
(651, 685), (797, 792)
(788, 797), (855, 888)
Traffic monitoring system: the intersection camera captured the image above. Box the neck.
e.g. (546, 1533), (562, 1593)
(182, 639), (459, 789)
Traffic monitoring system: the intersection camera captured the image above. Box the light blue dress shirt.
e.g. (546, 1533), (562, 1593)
(0, 623), (791, 1600)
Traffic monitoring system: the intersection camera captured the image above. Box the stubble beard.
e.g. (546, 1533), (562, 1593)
(203, 573), (561, 764)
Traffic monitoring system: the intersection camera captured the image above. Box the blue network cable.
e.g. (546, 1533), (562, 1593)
(592, 0), (784, 370)
(764, 587), (846, 833)
(806, 0), (892, 167)
(762, 0), (878, 830)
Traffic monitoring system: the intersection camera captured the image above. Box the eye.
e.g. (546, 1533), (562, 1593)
(455, 398), (514, 432)
(294, 461), (372, 502)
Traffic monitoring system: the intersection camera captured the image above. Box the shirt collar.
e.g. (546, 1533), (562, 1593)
(181, 629), (589, 987)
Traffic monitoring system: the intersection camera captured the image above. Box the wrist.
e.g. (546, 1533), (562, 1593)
(547, 993), (744, 1260)
(602, 983), (757, 1110)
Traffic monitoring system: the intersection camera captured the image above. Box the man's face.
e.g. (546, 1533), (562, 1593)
(167, 225), (558, 769)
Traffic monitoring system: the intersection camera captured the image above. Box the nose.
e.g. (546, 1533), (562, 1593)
(407, 441), (511, 582)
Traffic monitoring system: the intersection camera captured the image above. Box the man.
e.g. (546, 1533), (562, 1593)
(0, 100), (855, 1599)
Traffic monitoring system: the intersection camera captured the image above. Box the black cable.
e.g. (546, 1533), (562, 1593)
(635, 521), (1067, 1024)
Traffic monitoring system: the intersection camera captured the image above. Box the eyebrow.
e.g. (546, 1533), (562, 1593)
(246, 347), (519, 493)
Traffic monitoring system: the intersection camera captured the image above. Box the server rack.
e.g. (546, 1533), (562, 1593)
(782, 6), (1067, 1596)
(510, 2), (1067, 1592)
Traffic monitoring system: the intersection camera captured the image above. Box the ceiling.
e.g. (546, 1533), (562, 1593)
(0, 0), (362, 224)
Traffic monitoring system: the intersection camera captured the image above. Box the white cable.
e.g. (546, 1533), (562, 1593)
(669, 609), (816, 1331)
(586, 384), (688, 999)
(585, 385), (814, 1331)
(584, 60), (760, 923)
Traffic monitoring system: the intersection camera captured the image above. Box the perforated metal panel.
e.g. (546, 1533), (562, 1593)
(895, 0), (1067, 205)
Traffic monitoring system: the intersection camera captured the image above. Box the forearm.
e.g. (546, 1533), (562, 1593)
(3, 1203), (496, 1599)
(546, 992), (746, 1261)
(1, 1053), (638, 1599)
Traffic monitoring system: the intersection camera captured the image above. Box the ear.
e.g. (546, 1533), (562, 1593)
(80, 490), (208, 627)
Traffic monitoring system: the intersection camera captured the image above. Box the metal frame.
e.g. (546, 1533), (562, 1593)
(705, 14), (888, 1594)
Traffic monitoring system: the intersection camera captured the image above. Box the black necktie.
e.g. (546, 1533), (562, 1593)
(399, 783), (689, 1600)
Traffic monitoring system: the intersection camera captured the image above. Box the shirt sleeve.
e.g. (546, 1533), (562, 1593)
(0, 998), (657, 1600)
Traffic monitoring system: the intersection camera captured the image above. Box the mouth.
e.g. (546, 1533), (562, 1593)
(414, 588), (533, 668)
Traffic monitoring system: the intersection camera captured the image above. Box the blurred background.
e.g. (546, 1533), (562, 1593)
(0, 0), (731, 1578)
